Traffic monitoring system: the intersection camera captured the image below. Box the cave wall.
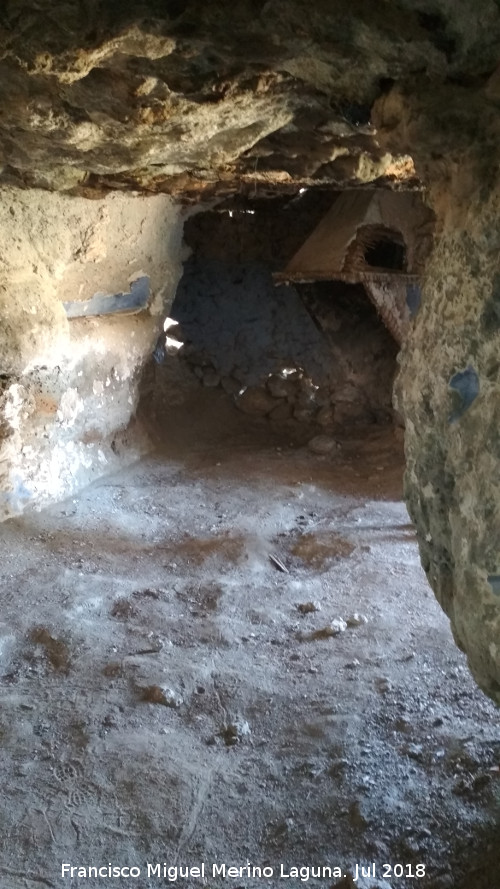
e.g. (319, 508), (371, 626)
(164, 255), (398, 428)
(182, 193), (340, 270)
(298, 281), (399, 426)
(373, 73), (500, 701)
(172, 258), (332, 386)
(394, 178), (500, 702)
(0, 188), (185, 519)
(0, 0), (498, 701)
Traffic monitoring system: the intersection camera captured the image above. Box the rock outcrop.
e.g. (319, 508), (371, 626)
(374, 69), (500, 701)
(0, 0), (498, 197)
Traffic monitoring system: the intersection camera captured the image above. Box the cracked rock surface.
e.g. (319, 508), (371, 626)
(0, 1), (498, 196)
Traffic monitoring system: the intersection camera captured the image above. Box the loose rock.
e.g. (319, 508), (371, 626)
(267, 374), (290, 399)
(220, 718), (251, 746)
(294, 407), (315, 423)
(297, 601), (321, 614)
(220, 375), (241, 396)
(140, 685), (183, 708)
(269, 401), (293, 422)
(316, 406), (334, 427)
(235, 386), (277, 415)
(346, 613), (369, 627)
(330, 618), (348, 634)
(297, 619), (347, 641)
(308, 434), (338, 455)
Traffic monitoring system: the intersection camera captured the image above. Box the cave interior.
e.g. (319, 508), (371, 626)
(0, 2), (500, 887)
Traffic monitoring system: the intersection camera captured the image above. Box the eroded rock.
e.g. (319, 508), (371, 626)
(380, 89), (500, 700)
(0, 1), (473, 196)
(0, 188), (184, 519)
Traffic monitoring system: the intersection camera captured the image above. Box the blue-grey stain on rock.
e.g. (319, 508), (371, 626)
(152, 333), (166, 364)
(487, 575), (500, 597)
(64, 275), (150, 318)
(406, 282), (421, 318)
(448, 366), (479, 423)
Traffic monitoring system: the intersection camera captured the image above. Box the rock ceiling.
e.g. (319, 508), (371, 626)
(0, 0), (499, 199)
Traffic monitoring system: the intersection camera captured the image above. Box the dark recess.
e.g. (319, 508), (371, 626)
(364, 234), (407, 270)
(417, 11), (457, 59)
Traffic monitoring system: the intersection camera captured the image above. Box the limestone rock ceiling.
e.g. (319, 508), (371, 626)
(0, 0), (499, 196)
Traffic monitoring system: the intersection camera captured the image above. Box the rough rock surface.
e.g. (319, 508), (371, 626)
(170, 265), (398, 428)
(0, 0), (498, 197)
(0, 188), (185, 518)
(394, 181), (500, 702)
(374, 80), (500, 699)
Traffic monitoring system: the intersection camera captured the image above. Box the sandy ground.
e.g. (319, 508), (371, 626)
(1, 392), (499, 889)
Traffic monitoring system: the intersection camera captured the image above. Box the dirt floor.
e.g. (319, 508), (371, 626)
(1, 390), (499, 889)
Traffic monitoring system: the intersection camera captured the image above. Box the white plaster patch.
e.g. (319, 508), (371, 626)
(3, 384), (27, 431)
(57, 388), (84, 426)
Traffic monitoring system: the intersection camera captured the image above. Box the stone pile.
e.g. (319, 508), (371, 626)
(181, 347), (390, 429)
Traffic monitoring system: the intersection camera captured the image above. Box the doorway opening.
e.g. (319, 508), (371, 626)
(143, 193), (402, 442)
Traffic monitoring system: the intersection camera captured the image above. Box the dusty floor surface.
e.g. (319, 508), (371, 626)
(1, 391), (499, 889)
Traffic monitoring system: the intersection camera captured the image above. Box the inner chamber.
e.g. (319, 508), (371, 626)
(140, 191), (416, 442)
